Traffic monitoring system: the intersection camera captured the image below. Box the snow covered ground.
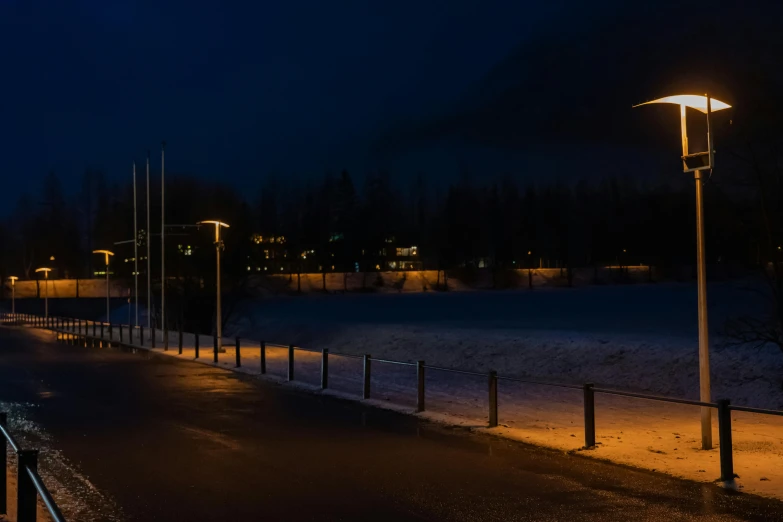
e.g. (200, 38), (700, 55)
(12, 279), (783, 501)
(230, 280), (783, 409)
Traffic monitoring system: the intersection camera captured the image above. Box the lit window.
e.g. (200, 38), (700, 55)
(411, 246), (418, 256)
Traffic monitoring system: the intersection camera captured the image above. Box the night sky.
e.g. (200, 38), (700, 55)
(2, 1), (782, 201)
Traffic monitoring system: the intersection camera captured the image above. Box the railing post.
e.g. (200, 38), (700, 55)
(0, 412), (6, 515)
(164, 321), (169, 351)
(287, 344), (294, 381)
(109, 322), (113, 343)
(119, 324), (124, 343)
(488, 370), (498, 427)
(321, 349), (328, 389)
(129, 322), (133, 345)
(100, 321), (104, 340)
(718, 399), (735, 481)
(17, 449), (38, 522)
(417, 360), (425, 412)
(363, 354), (372, 399)
(179, 324), (184, 355)
(213, 333), (218, 363)
(139, 325), (144, 347)
(583, 383), (596, 448)
(151, 327), (156, 348)
(260, 341), (266, 374)
(194, 332), (199, 359)
(92, 321), (96, 338)
(235, 337), (241, 367)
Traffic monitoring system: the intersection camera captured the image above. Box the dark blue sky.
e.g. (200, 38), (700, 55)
(0, 0), (587, 197)
(3, 1), (780, 202)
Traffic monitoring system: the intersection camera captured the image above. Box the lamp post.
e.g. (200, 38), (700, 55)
(635, 93), (731, 450)
(161, 141), (166, 336)
(146, 151), (152, 331)
(7, 276), (18, 315)
(198, 220), (229, 346)
(133, 161), (139, 327)
(34, 268), (52, 319)
(93, 250), (115, 322)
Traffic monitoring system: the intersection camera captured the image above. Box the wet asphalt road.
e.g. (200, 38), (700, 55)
(0, 327), (783, 521)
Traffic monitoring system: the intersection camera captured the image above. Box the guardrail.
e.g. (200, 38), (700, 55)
(0, 411), (66, 522)
(7, 310), (783, 485)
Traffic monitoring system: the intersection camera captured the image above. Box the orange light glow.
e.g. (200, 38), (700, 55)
(634, 95), (731, 114)
(197, 220), (230, 228)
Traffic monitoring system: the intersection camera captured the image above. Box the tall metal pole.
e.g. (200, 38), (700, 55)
(146, 152), (152, 330)
(44, 272), (48, 319)
(11, 282), (14, 315)
(133, 162), (139, 327)
(161, 141), (166, 338)
(681, 103), (712, 450)
(216, 224), (222, 345)
(105, 255), (110, 322)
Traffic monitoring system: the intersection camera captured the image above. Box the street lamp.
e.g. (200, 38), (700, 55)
(34, 268), (52, 319)
(635, 93), (731, 450)
(93, 250), (115, 322)
(198, 220), (229, 346)
(7, 277), (18, 315)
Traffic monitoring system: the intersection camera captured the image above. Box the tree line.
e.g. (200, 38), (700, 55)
(0, 167), (771, 286)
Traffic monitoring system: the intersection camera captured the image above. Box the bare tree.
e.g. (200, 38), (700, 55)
(723, 142), (783, 355)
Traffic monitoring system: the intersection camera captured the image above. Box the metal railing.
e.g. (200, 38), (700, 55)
(0, 411), (66, 522)
(8, 310), (783, 485)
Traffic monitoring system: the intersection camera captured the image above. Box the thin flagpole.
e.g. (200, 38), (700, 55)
(133, 161), (139, 327)
(161, 141), (166, 336)
(146, 151), (152, 329)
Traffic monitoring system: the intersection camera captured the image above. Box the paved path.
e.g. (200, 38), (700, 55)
(0, 326), (783, 520)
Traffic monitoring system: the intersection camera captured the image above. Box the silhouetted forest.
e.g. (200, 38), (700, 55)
(0, 165), (775, 286)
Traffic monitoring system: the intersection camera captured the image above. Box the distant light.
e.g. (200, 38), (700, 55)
(197, 220), (229, 228)
(49, 256), (55, 261)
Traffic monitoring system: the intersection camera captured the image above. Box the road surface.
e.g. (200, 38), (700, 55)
(0, 326), (781, 521)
